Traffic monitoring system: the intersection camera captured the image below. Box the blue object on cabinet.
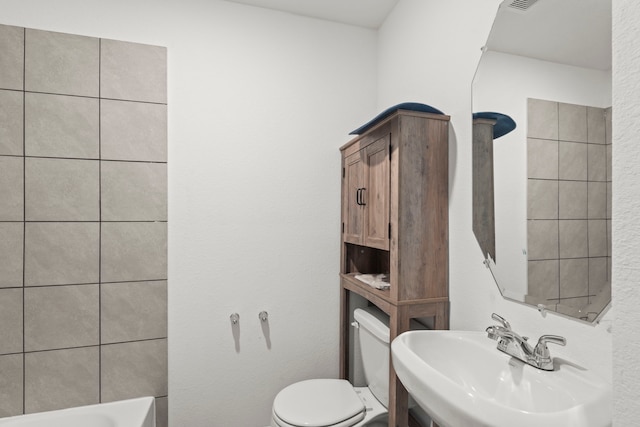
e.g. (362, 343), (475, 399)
(349, 102), (445, 135)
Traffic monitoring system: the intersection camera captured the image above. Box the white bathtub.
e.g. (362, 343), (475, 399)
(0, 397), (155, 427)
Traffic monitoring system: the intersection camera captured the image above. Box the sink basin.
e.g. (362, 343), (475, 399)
(391, 331), (611, 427)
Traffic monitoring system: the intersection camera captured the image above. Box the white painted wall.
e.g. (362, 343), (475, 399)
(377, 0), (613, 382)
(612, 0), (640, 424)
(474, 51), (611, 299)
(0, 1), (378, 425)
(5, 0), (639, 424)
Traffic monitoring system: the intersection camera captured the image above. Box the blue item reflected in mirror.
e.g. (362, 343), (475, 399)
(472, 112), (516, 139)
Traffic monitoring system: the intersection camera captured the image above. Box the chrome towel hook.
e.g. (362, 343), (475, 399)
(230, 313), (240, 325)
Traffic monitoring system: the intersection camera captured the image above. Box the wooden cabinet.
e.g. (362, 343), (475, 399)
(339, 109), (450, 427)
(342, 134), (390, 250)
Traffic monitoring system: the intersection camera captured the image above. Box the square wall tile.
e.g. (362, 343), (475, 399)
(559, 102), (587, 143)
(589, 220), (608, 257)
(0, 288), (23, 355)
(155, 397), (168, 427)
(559, 220), (588, 258)
(25, 347), (99, 414)
(527, 179), (558, 220)
(606, 144), (612, 181)
(25, 284), (99, 352)
(0, 354), (23, 417)
(524, 294), (547, 307)
(559, 181), (587, 219)
(587, 144), (607, 181)
(25, 29), (99, 97)
(527, 220), (558, 261)
(0, 24), (24, 90)
(559, 296), (589, 309)
(101, 339), (167, 402)
(101, 222), (167, 283)
(0, 156), (24, 221)
(588, 182), (607, 219)
(101, 162), (167, 221)
(559, 258), (589, 298)
(101, 281), (167, 344)
(558, 141), (587, 181)
(25, 157), (99, 221)
(607, 182), (612, 218)
(101, 100), (167, 162)
(0, 89), (24, 155)
(587, 283), (610, 315)
(528, 138), (558, 180)
(587, 106), (606, 144)
(101, 39), (167, 104)
(607, 220), (612, 259)
(527, 99), (558, 140)
(0, 223), (23, 288)
(528, 260), (559, 300)
(25, 92), (99, 159)
(25, 222), (99, 286)
(589, 257), (608, 295)
(605, 107), (612, 145)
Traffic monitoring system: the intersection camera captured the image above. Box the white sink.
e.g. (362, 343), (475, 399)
(391, 331), (611, 427)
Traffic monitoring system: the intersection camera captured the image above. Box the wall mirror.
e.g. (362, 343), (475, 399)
(472, 0), (612, 322)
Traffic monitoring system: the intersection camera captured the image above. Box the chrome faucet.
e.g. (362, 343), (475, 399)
(486, 313), (566, 371)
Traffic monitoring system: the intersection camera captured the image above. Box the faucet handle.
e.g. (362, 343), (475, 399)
(534, 335), (566, 360)
(538, 335), (566, 347)
(491, 313), (511, 330)
(486, 326), (499, 340)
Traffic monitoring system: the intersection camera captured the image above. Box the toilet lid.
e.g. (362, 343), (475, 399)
(273, 379), (365, 427)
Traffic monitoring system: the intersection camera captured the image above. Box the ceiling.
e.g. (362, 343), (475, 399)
(487, 0), (612, 70)
(223, 0), (400, 29)
(223, 0), (612, 71)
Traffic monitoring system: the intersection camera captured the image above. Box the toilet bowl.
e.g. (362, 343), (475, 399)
(270, 306), (430, 427)
(271, 379), (387, 427)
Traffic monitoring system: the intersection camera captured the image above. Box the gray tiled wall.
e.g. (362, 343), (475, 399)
(527, 98), (612, 313)
(0, 24), (167, 426)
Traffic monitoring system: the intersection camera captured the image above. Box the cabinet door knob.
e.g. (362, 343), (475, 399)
(356, 188), (362, 205)
(360, 188), (366, 206)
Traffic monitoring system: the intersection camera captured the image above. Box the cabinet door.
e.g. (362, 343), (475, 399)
(343, 151), (364, 244)
(363, 136), (390, 250)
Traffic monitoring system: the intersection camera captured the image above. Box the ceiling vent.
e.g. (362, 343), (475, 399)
(507, 0), (540, 11)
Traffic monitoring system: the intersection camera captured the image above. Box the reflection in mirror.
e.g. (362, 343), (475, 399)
(472, 112), (516, 263)
(472, 0), (612, 322)
(473, 117), (497, 262)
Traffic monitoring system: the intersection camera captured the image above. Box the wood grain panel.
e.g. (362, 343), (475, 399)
(396, 115), (449, 301)
(472, 118), (497, 262)
(388, 304), (410, 427)
(343, 244), (390, 276)
(364, 136), (390, 250)
(343, 151), (364, 245)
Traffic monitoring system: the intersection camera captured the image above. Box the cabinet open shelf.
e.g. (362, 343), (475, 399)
(342, 273), (449, 310)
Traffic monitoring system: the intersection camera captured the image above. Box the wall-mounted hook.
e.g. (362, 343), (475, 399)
(537, 304), (547, 317)
(230, 313), (240, 325)
(259, 311), (269, 322)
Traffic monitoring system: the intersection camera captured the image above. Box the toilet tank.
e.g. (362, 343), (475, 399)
(353, 306), (427, 408)
(353, 306), (391, 407)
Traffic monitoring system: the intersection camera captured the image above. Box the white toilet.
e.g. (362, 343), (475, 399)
(270, 306), (430, 427)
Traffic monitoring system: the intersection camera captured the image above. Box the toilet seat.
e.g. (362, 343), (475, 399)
(272, 409), (365, 427)
(272, 379), (366, 427)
